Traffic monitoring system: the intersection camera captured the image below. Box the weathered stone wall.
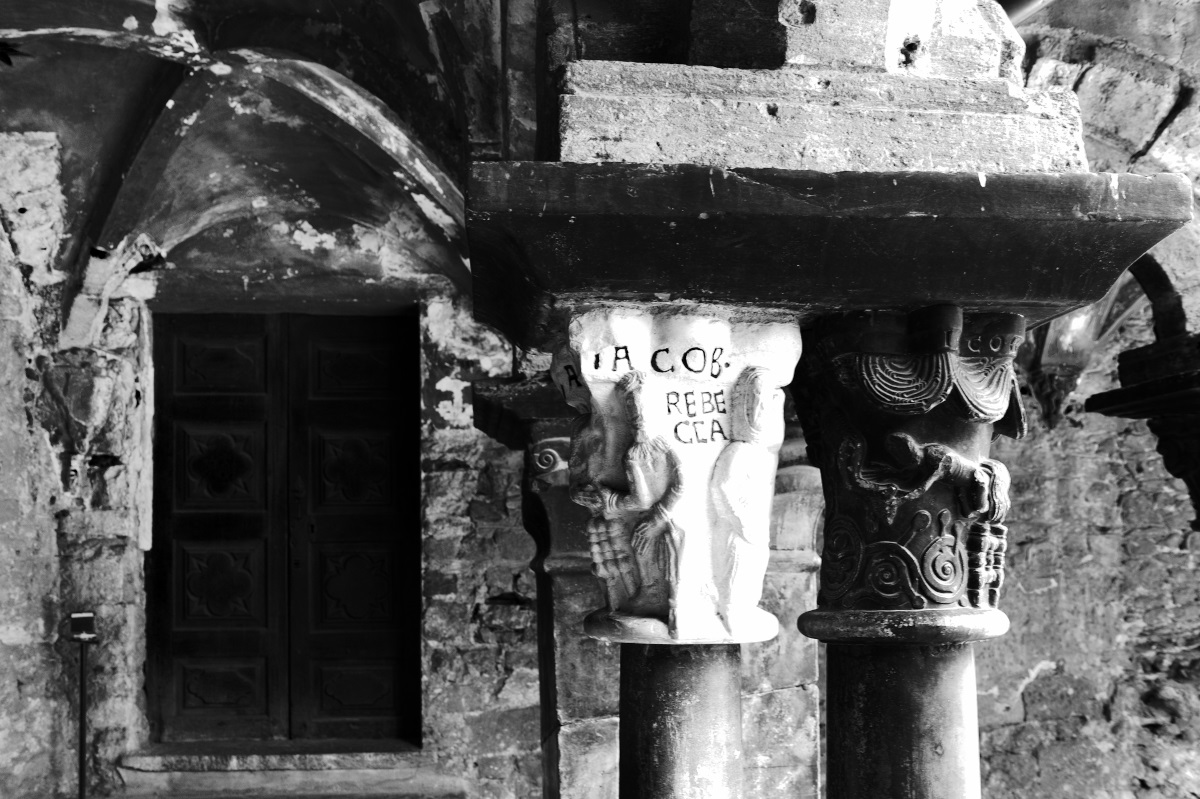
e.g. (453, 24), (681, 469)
(979, 303), (1200, 798)
(0, 133), (68, 799)
(420, 297), (545, 799)
(0, 132), (156, 798)
(0, 5), (542, 798)
(0, 133), (545, 799)
(974, 13), (1200, 797)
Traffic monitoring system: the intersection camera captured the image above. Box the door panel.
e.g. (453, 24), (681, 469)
(287, 315), (419, 740)
(150, 313), (419, 743)
(150, 315), (288, 741)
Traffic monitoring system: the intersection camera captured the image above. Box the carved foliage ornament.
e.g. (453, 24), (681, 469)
(820, 304), (1027, 437)
(800, 306), (1023, 613)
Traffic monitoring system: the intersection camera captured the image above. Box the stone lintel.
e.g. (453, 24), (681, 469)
(117, 744), (464, 797)
(472, 375), (573, 451)
(1086, 370), (1200, 420)
(468, 162), (1193, 350)
(1086, 369), (1200, 532)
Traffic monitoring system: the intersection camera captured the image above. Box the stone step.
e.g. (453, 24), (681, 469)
(117, 742), (467, 798)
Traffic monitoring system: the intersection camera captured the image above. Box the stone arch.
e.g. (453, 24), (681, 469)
(1127, 254), (1188, 341)
(56, 47), (467, 342)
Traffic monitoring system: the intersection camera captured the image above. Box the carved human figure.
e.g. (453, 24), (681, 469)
(552, 306), (801, 643)
(710, 366), (784, 632)
(570, 412), (640, 609)
(571, 371), (684, 618)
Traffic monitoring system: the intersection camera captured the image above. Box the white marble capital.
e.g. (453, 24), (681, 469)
(551, 305), (802, 644)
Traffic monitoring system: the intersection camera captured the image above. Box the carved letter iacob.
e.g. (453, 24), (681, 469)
(552, 306), (802, 644)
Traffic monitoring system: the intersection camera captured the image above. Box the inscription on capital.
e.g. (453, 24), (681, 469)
(551, 306), (802, 644)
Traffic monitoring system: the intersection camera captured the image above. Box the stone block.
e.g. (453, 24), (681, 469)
(1026, 56), (1085, 91)
(0, 132), (66, 285)
(1075, 51), (1181, 153)
(495, 665), (540, 708)
(552, 574), (620, 720)
(423, 469), (477, 521)
(1149, 220), (1200, 334)
(772, 464), (824, 551)
(58, 536), (141, 606)
(479, 750), (542, 799)
(1082, 132), (1135, 173)
(558, 717), (619, 799)
(690, 0), (786, 69)
(425, 597), (475, 641)
(778, 0), (1021, 79)
(742, 685), (820, 796)
(493, 522), (536, 561)
(782, 0), (896, 70)
(117, 762), (470, 797)
(425, 569), (459, 600)
(928, 0), (1024, 81)
(742, 570), (819, 691)
(1023, 671), (1101, 721)
(1145, 101), (1200, 193)
(0, 642), (57, 798)
(560, 61), (1086, 172)
(475, 601), (536, 646)
(467, 706), (541, 754)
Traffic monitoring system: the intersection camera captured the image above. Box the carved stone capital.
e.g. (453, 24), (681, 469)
(797, 306), (1026, 643)
(550, 305), (803, 644)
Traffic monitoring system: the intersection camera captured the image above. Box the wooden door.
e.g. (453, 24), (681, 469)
(149, 313), (419, 742)
(286, 315), (420, 740)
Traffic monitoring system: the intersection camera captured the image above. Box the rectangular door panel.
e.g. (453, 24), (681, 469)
(149, 315), (288, 742)
(287, 314), (420, 741)
(150, 312), (419, 743)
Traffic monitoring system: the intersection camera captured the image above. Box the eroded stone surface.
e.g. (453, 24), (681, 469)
(781, 0), (1022, 79)
(0, 133), (66, 287)
(560, 61), (1086, 172)
(0, 226), (62, 799)
(978, 305), (1200, 799)
(1074, 51), (1181, 154)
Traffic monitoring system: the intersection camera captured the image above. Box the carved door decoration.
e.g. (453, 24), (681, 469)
(149, 314), (418, 742)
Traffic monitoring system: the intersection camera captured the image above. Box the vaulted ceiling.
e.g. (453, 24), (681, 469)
(0, 0), (469, 314)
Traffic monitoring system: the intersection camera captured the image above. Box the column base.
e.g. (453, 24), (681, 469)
(798, 607), (1008, 644)
(585, 608), (779, 645)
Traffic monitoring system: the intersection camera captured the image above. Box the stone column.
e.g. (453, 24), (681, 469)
(473, 379), (622, 798)
(795, 305), (1024, 799)
(524, 417), (622, 797)
(547, 305), (802, 798)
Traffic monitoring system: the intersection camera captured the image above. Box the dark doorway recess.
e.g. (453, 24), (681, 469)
(147, 313), (421, 744)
